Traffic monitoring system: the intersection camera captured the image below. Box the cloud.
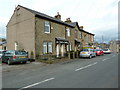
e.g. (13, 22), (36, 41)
(0, 23), (6, 38)
(0, 16), (8, 38)
(0, 17), (9, 24)
(0, 0), (118, 42)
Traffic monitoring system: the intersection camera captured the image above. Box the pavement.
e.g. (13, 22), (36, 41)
(2, 53), (119, 89)
(2, 61), (46, 72)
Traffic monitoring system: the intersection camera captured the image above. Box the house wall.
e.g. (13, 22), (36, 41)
(82, 31), (94, 47)
(109, 41), (120, 53)
(6, 5), (95, 59)
(74, 26), (83, 51)
(6, 6), (36, 58)
(35, 17), (74, 56)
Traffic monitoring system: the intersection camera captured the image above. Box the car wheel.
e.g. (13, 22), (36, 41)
(89, 55), (92, 59)
(23, 61), (27, 64)
(7, 60), (12, 65)
(94, 54), (96, 57)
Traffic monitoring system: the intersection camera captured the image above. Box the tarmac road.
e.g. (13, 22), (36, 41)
(2, 53), (118, 89)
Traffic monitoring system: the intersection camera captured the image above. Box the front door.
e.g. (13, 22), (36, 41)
(61, 44), (64, 57)
(56, 44), (59, 57)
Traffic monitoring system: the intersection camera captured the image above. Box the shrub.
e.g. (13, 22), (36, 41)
(46, 60), (53, 64)
(36, 54), (39, 59)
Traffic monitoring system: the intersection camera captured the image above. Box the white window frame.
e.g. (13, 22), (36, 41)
(15, 42), (18, 50)
(43, 41), (47, 54)
(44, 21), (50, 33)
(79, 31), (82, 39)
(48, 42), (52, 53)
(66, 28), (70, 37)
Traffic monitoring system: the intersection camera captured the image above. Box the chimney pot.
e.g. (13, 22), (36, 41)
(65, 18), (72, 23)
(54, 12), (61, 20)
(80, 26), (84, 30)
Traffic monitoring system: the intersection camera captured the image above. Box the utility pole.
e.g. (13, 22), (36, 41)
(102, 35), (104, 43)
(102, 35), (104, 49)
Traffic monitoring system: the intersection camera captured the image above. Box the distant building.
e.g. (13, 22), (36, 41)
(0, 42), (7, 50)
(109, 40), (120, 53)
(0, 38), (7, 50)
(94, 42), (109, 49)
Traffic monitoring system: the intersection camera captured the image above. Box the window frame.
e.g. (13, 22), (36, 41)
(79, 31), (82, 39)
(43, 41), (47, 54)
(75, 29), (77, 38)
(44, 21), (51, 33)
(48, 42), (52, 53)
(66, 28), (71, 37)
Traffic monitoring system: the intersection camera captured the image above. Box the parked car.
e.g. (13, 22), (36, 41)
(0, 50), (6, 60)
(80, 48), (96, 59)
(94, 49), (104, 56)
(0, 50), (4, 59)
(103, 49), (111, 54)
(2, 50), (28, 65)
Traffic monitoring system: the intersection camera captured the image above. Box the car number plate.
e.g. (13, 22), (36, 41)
(20, 56), (25, 58)
(82, 52), (86, 54)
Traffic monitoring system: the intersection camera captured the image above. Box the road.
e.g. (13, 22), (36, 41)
(2, 53), (118, 89)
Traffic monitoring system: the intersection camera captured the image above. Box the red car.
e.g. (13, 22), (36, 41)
(94, 49), (104, 56)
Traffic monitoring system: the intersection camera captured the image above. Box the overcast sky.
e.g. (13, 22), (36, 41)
(0, 0), (119, 43)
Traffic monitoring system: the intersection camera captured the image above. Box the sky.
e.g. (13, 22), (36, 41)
(0, 0), (119, 43)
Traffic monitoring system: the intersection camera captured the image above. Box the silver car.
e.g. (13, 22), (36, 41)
(80, 48), (96, 59)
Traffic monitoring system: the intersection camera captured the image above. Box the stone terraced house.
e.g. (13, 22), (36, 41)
(6, 5), (95, 59)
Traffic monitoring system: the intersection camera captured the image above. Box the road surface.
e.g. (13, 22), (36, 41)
(2, 53), (118, 89)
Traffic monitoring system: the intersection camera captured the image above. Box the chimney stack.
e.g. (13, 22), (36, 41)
(65, 18), (72, 23)
(80, 26), (84, 30)
(54, 12), (61, 20)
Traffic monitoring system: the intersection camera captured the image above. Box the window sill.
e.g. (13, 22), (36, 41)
(44, 32), (50, 34)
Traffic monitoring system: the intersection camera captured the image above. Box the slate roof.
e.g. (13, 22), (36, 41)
(71, 22), (95, 36)
(18, 5), (74, 28)
(0, 41), (7, 45)
(18, 5), (94, 35)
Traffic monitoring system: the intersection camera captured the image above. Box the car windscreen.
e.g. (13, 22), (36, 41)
(15, 51), (27, 55)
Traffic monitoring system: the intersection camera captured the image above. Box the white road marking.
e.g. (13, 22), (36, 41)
(18, 77), (55, 90)
(102, 59), (107, 61)
(102, 58), (110, 61)
(112, 55), (116, 57)
(75, 62), (98, 72)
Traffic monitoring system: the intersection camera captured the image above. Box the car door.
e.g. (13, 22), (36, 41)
(91, 49), (95, 56)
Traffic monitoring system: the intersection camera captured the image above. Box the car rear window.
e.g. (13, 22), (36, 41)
(96, 49), (100, 51)
(104, 49), (108, 51)
(81, 49), (89, 51)
(15, 51), (27, 55)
